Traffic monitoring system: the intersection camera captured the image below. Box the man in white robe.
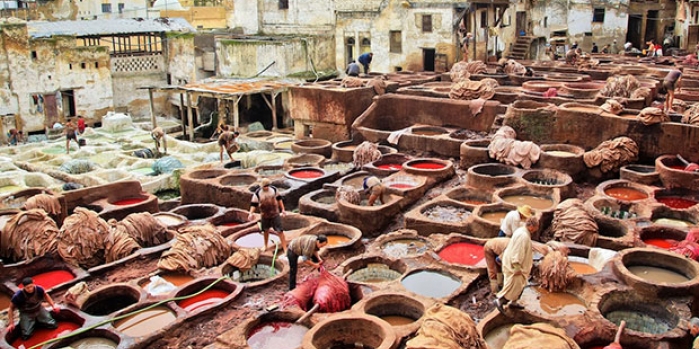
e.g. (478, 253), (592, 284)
(494, 216), (539, 313)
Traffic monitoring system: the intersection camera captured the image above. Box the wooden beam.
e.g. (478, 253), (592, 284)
(186, 91), (194, 141)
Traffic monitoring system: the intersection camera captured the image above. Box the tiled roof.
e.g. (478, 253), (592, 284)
(27, 18), (196, 38)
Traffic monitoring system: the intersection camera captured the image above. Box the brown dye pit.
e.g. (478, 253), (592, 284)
(247, 321), (308, 349)
(411, 126), (448, 136)
(381, 239), (429, 258)
(626, 265), (690, 283)
(569, 260), (598, 275)
(500, 195), (554, 210)
(484, 324), (514, 349)
(326, 234), (351, 246)
(380, 315), (415, 326)
(142, 273), (195, 290)
(401, 270), (462, 298)
(604, 187), (648, 201)
(519, 286), (587, 317)
(422, 205), (471, 223)
(113, 306), (177, 337)
(348, 264), (402, 283)
(235, 233), (281, 248)
(64, 337), (118, 348)
(480, 211), (508, 224)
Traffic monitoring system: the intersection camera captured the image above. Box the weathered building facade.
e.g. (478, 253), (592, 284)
(0, 18), (195, 134)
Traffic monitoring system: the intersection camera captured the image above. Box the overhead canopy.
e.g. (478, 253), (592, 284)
(26, 18), (195, 38)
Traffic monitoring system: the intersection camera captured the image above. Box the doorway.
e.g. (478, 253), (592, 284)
(645, 10), (658, 44)
(627, 15), (642, 49)
(516, 11), (527, 36)
(423, 48), (435, 71)
(346, 37), (355, 66)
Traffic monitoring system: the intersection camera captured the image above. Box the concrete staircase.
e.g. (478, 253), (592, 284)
(506, 36), (536, 60)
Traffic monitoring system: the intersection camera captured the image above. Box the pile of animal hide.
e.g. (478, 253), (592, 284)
(599, 99), (624, 115)
(682, 104), (699, 126)
(225, 247), (261, 273)
(23, 194), (61, 216)
(583, 136), (639, 173)
(449, 61), (488, 82)
(502, 59), (527, 76)
(405, 303), (486, 349)
(600, 75), (640, 98)
(340, 77), (364, 88)
(281, 267), (350, 313)
(551, 199), (598, 246)
(366, 78), (387, 95)
(158, 224), (231, 272)
(637, 107), (669, 125)
(576, 54), (599, 70)
(115, 212), (171, 247)
(671, 98), (688, 113)
(335, 185), (361, 205)
(503, 323), (580, 349)
(59, 159), (97, 175)
(58, 207), (111, 268)
(630, 87), (651, 101)
(105, 219), (141, 263)
(488, 126), (541, 169)
(282, 275), (319, 311)
(669, 229), (699, 261)
(538, 245), (574, 293)
(352, 141), (381, 169)
(449, 78), (498, 100)
(0, 210), (59, 262)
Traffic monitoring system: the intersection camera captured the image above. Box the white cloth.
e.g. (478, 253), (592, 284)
(497, 226), (533, 301)
(500, 210), (524, 237)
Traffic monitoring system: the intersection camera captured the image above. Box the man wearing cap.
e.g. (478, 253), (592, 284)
(494, 216), (539, 313)
(363, 175), (387, 206)
(7, 277), (60, 340)
(498, 205), (533, 237)
(249, 178), (287, 253)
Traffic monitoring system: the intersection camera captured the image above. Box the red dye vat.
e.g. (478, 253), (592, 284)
(390, 183), (414, 189)
(409, 161), (446, 170)
(604, 187), (648, 201)
(377, 164), (403, 171)
(643, 238), (678, 249)
(11, 321), (80, 349)
(112, 197), (146, 206)
(20, 270), (75, 290)
(177, 289), (230, 312)
(221, 222), (241, 227)
(669, 165), (687, 171)
(289, 169), (323, 179)
(438, 242), (485, 266)
(656, 197), (698, 209)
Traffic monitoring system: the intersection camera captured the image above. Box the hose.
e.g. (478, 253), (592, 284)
(28, 275), (231, 349)
(270, 239), (279, 277)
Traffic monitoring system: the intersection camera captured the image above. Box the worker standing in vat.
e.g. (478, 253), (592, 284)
(7, 277), (60, 340)
(77, 115), (86, 135)
(494, 216), (539, 313)
(498, 205), (533, 237)
(248, 178), (288, 253)
(358, 52), (373, 74)
(64, 119), (80, 154)
(287, 234), (328, 290)
(151, 126), (167, 155)
(663, 69), (682, 114)
(218, 125), (240, 163)
(346, 60), (361, 77)
(363, 175), (387, 206)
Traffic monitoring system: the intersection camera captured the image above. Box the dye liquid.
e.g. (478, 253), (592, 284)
(113, 306), (176, 337)
(380, 315), (415, 326)
(643, 238), (677, 249)
(603, 187), (648, 201)
(235, 233), (281, 248)
(289, 169), (324, 179)
(409, 161), (446, 170)
(64, 337), (119, 349)
(569, 261), (598, 275)
(437, 242), (485, 266)
(481, 211), (508, 224)
(21, 270), (75, 290)
(501, 195), (554, 210)
(177, 289), (230, 312)
(377, 164), (403, 171)
(627, 265), (690, 283)
(656, 197), (698, 209)
(11, 321), (80, 349)
(111, 198), (146, 206)
(325, 234), (351, 246)
(401, 270), (461, 298)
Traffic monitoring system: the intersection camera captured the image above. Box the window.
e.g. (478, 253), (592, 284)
(31, 51), (37, 59)
(102, 3), (112, 13)
(544, 17), (547, 28)
(81, 62), (87, 69)
(279, 0), (288, 10)
(389, 31), (402, 53)
(118, 3), (124, 13)
(422, 15), (432, 32)
(593, 8), (605, 23)
(480, 11), (487, 28)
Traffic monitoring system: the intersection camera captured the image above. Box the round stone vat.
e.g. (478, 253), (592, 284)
(613, 248), (699, 296)
(366, 153), (411, 176)
(219, 174), (258, 187)
(338, 171), (383, 190)
(620, 164), (660, 186)
(307, 189), (336, 205)
(247, 317), (309, 349)
(517, 285), (588, 318)
(283, 153), (325, 170)
(493, 86), (522, 104)
(597, 290), (686, 339)
(174, 277), (242, 313)
(152, 212), (187, 230)
(559, 82), (605, 99)
(281, 213), (315, 232)
(169, 203), (222, 222)
(460, 139), (492, 169)
(586, 195), (643, 224)
(537, 144), (585, 179)
(403, 158), (454, 177)
(6, 308), (85, 349)
(477, 311), (536, 349)
(230, 230), (281, 250)
(557, 103), (609, 119)
(211, 208), (254, 237)
(471, 203), (517, 238)
(467, 163), (518, 189)
(543, 72), (589, 82)
(107, 194), (150, 206)
(286, 167), (326, 181)
(594, 218), (630, 250)
(568, 256), (600, 275)
(291, 139), (332, 158)
(650, 206), (698, 230)
(81, 284), (142, 316)
(299, 189), (338, 222)
(139, 272), (195, 296)
(45, 328), (121, 349)
(377, 230), (433, 258)
(400, 268), (463, 299)
(639, 225), (686, 250)
(411, 125), (448, 136)
(255, 165), (285, 177)
(302, 221), (362, 250)
(274, 139), (294, 152)
(331, 141), (360, 162)
(656, 154), (699, 190)
(521, 80), (564, 92)
(520, 169), (575, 199)
(302, 314), (397, 349)
(354, 293), (425, 337)
(343, 255), (407, 285)
(494, 185), (558, 211)
(434, 234), (487, 267)
(444, 186), (494, 206)
(377, 145), (397, 156)
(419, 200), (472, 225)
(223, 255), (288, 288)
(653, 187), (699, 210)
(246, 131), (274, 139)
(184, 169), (227, 180)
(597, 180), (651, 203)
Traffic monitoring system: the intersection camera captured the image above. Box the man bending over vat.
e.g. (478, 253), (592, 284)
(363, 176), (387, 206)
(151, 127), (167, 155)
(249, 178), (287, 253)
(287, 234), (328, 290)
(494, 216), (539, 313)
(484, 237), (553, 293)
(7, 277), (60, 340)
(499, 205), (533, 237)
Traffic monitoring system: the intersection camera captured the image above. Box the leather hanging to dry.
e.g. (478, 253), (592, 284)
(158, 224), (231, 272)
